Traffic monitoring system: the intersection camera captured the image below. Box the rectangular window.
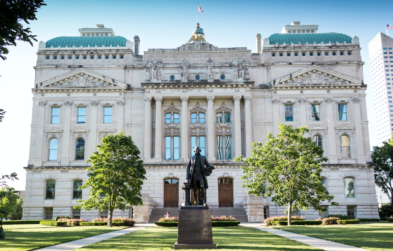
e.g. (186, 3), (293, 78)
(340, 52), (344, 56)
(83, 56), (87, 59)
(302, 53), (306, 56)
(338, 104), (347, 121)
(46, 180), (56, 199)
(51, 108), (60, 124)
(46, 56), (50, 60)
(200, 136), (206, 155)
(105, 55), (109, 59)
(112, 55), (116, 59)
(310, 52), (314, 56)
(53, 56), (57, 60)
(191, 136), (197, 156)
(165, 137), (171, 160)
(217, 136), (223, 160)
(90, 56), (94, 59)
(294, 53), (298, 56)
(76, 56), (79, 59)
(311, 104), (320, 121)
(287, 53), (290, 56)
(173, 137), (180, 160)
(77, 107), (86, 124)
(332, 52), (336, 56)
(72, 208), (81, 219)
(73, 180), (82, 199)
(319, 206), (328, 219)
(103, 107), (112, 123)
(199, 113), (205, 123)
(173, 113), (180, 123)
(285, 105), (293, 121)
(165, 113), (171, 123)
(225, 136), (231, 159)
(191, 113), (197, 123)
(317, 52), (321, 56)
(44, 208), (53, 220)
(100, 210), (108, 218)
(224, 112), (231, 123)
(344, 178), (355, 198)
(347, 206), (356, 219)
(216, 113), (223, 123)
(61, 56), (64, 60)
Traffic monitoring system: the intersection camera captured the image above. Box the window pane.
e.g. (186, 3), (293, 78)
(225, 136), (232, 159)
(104, 107), (112, 123)
(73, 180), (82, 199)
(174, 137), (180, 160)
(75, 138), (85, 160)
(78, 107), (86, 123)
(311, 104), (320, 121)
(314, 135), (323, 149)
(344, 178), (355, 198)
(225, 113), (231, 123)
(100, 210), (108, 218)
(174, 113), (180, 123)
(191, 113), (197, 123)
(165, 137), (171, 160)
(217, 136), (223, 159)
(216, 113), (222, 123)
(172, 179), (179, 184)
(46, 180), (56, 199)
(165, 179), (171, 184)
(199, 113), (205, 123)
(285, 105), (293, 121)
(200, 136), (205, 155)
(49, 138), (58, 161)
(340, 135), (350, 158)
(191, 136), (197, 156)
(51, 108), (60, 124)
(338, 104), (347, 121)
(347, 206), (356, 218)
(165, 113), (171, 123)
(45, 208), (53, 219)
(72, 208), (81, 219)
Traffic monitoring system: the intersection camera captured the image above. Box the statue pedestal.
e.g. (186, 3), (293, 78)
(173, 207), (216, 250)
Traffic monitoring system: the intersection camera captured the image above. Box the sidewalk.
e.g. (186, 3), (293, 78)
(36, 223), (155, 251)
(240, 223), (368, 251)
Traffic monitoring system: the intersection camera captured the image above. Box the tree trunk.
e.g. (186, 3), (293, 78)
(287, 204), (292, 226)
(108, 207), (113, 227)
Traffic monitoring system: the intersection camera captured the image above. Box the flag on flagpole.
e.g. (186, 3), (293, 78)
(387, 24), (393, 35)
(198, 4), (203, 13)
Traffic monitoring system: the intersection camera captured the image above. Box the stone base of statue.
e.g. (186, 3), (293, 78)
(173, 206), (216, 250)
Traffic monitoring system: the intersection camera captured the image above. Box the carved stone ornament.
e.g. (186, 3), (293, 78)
(48, 73), (114, 88)
(154, 96), (163, 102)
(325, 98), (334, 103)
(164, 102), (181, 113)
(207, 58), (214, 79)
(64, 101), (73, 106)
(117, 100), (125, 106)
(182, 59), (189, 81)
(233, 96), (242, 101)
(352, 97), (361, 103)
(144, 97), (152, 101)
(272, 99), (281, 104)
(215, 102), (232, 113)
(181, 96), (189, 102)
(190, 102), (206, 113)
(298, 98), (307, 104)
(207, 96), (215, 102)
(38, 101), (47, 106)
(90, 100), (99, 106)
(244, 95), (252, 100)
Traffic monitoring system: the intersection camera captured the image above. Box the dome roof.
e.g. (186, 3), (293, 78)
(193, 27), (205, 35)
(268, 32), (352, 45)
(45, 36), (128, 48)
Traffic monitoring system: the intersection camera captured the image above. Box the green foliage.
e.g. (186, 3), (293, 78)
(265, 216), (305, 226)
(0, 172), (18, 187)
(358, 218), (380, 222)
(40, 221), (67, 226)
(55, 216), (70, 221)
(75, 131), (146, 227)
(57, 218), (87, 226)
(273, 220), (322, 226)
(9, 198), (23, 220)
(387, 218), (393, 222)
(0, 109), (5, 122)
(2, 220), (41, 225)
(80, 222), (107, 226)
(0, 0), (46, 60)
(322, 217), (341, 225)
(327, 214), (350, 219)
(0, 187), (20, 219)
(371, 142), (393, 207)
(379, 203), (393, 218)
(337, 219), (361, 224)
(235, 124), (338, 225)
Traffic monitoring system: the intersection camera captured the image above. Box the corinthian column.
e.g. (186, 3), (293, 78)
(181, 96), (189, 162)
(233, 95), (242, 158)
(154, 97), (163, 162)
(143, 97), (152, 160)
(244, 95), (253, 157)
(207, 96), (215, 162)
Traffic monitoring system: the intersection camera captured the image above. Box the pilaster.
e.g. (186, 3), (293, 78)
(181, 96), (189, 162)
(154, 97), (163, 162)
(144, 97), (152, 160)
(61, 101), (73, 165)
(244, 95), (253, 157)
(233, 96), (242, 158)
(207, 96), (215, 162)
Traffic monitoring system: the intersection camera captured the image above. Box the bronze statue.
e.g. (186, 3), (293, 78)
(186, 146), (214, 206)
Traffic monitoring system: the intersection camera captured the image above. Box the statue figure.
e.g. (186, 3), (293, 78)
(207, 58), (213, 79)
(145, 60), (154, 80)
(182, 65), (189, 81)
(186, 146), (215, 206)
(243, 66), (249, 79)
(232, 59), (239, 79)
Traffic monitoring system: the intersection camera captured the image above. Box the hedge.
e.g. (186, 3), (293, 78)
(55, 216), (70, 221)
(387, 218), (393, 222)
(155, 222), (178, 227)
(358, 218), (380, 222)
(337, 219), (361, 224)
(2, 220), (42, 225)
(40, 221), (67, 226)
(155, 221), (240, 227)
(273, 220), (322, 226)
(328, 215), (351, 220)
(80, 222), (107, 226)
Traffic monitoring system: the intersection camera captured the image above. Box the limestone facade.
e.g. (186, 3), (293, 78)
(23, 22), (379, 222)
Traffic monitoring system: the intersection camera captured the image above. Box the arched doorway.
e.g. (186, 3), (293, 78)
(164, 178), (179, 207)
(218, 178), (233, 207)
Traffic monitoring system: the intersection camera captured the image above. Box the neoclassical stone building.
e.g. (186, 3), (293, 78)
(22, 21), (379, 222)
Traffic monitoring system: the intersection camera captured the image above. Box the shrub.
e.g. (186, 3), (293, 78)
(358, 218), (380, 222)
(80, 222), (107, 226)
(337, 219), (361, 224)
(272, 220), (321, 226)
(2, 220), (41, 225)
(212, 221), (240, 226)
(264, 216), (305, 226)
(123, 218), (135, 227)
(40, 220), (67, 226)
(91, 217), (135, 226)
(92, 217), (107, 222)
(55, 216), (70, 221)
(155, 222), (178, 227)
(157, 217), (179, 223)
(211, 216), (238, 221)
(57, 218), (87, 226)
(387, 218), (393, 222)
(322, 217), (341, 225)
(379, 203), (393, 219)
(328, 215), (350, 220)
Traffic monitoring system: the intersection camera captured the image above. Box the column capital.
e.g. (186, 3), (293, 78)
(38, 101), (47, 106)
(352, 97), (361, 104)
(90, 100), (99, 106)
(154, 96), (163, 102)
(117, 100), (125, 106)
(64, 101), (73, 106)
(233, 95), (242, 101)
(181, 96), (189, 102)
(244, 95), (252, 100)
(144, 97), (152, 101)
(207, 96), (215, 101)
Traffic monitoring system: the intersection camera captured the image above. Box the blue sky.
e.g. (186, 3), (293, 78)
(0, 0), (389, 201)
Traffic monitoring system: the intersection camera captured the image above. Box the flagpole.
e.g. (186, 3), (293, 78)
(197, 3), (199, 23)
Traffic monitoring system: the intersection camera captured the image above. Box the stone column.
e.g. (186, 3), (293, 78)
(353, 97), (365, 163)
(116, 100), (124, 133)
(61, 101), (73, 165)
(272, 99), (280, 136)
(233, 96), (242, 158)
(89, 101), (99, 157)
(207, 96), (215, 162)
(144, 97), (152, 160)
(181, 96), (189, 162)
(325, 98), (338, 163)
(154, 97), (163, 162)
(244, 95), (253, 157)
(36, 101), (47, 166)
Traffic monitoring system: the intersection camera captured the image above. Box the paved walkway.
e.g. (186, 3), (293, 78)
(240, 223), (368, 251)
(36, 223), (155, 251)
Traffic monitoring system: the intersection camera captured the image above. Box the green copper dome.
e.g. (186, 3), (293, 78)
(268, 32), (352, 45)
(45, 36), (128, 48)
(193, 27), (205, 35)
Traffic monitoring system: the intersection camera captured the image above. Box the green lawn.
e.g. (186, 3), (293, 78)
(77, 226), (322, 251)
(274, 223), (393, 251)
(1, 224), (126, 251)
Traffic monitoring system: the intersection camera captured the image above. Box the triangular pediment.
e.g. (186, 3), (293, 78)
(40, 69), (128, 89)
(271, 65), (362, 86)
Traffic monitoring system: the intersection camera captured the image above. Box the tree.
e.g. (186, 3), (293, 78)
(0, 172), (18, 187)
(0, 187), (19, 239)
(0, 109), (5, 122)
(10, 197), (23, 220)
(235, 124), (338, 225)
(0, 0), (46, 60)
(371, 141), (393, 211)
(75, 131), (146, 227)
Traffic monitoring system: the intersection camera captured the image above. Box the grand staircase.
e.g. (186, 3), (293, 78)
(148, 207), (248, 223)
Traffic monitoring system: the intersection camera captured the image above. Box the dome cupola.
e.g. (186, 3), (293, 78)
(189, 23), (206, 42)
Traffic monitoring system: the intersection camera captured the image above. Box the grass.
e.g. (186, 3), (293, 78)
(273, 223), (393, 251)
(1, 224), (126, 251)
(77, 226), (322, 251)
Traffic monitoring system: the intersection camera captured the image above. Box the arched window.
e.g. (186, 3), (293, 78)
(75, 138), (85, 160)
(344, 177), (355, 198)
(49, 138), (58, 161)
(73, 180), (83, 199)
(46, 180), (56, 199)
(340, 135), (350, 158)
(170, 75), (175, 81)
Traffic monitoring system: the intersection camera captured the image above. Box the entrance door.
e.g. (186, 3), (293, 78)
(164, 178), (179, 207)
(218, 178), (233, 207)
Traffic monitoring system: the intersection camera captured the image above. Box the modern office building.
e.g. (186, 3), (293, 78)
(22, 22), (379, 222)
